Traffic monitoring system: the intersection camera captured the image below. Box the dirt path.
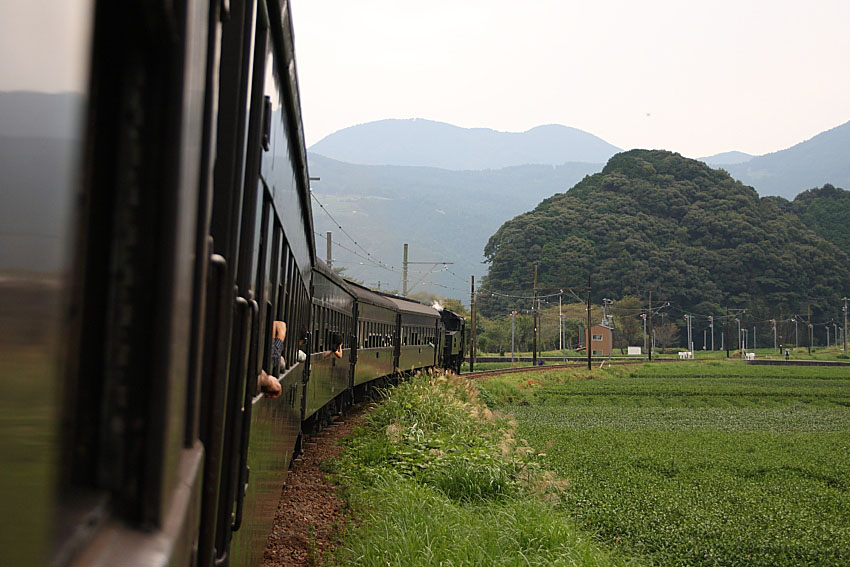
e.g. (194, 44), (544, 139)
(261, 406), (367, 567)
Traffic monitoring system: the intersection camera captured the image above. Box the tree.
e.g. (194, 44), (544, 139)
(654, 322), (680, 352)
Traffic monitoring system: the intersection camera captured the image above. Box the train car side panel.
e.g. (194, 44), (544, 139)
(348, 282), (397, 386)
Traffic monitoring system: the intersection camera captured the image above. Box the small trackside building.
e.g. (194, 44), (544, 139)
(588, 324), (613, 356)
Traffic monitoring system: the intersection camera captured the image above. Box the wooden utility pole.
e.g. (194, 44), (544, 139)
(648, 290), (653, 361)
(532, 264), (538, 367)
(586, 274), (592, 370)
(470, 275), (476, 372)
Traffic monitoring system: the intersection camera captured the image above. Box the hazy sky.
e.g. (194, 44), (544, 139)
(0, 2), (93, 95)
(291, 0), (850, 158)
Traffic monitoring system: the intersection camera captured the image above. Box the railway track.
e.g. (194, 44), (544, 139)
(462, 359), (648, 379)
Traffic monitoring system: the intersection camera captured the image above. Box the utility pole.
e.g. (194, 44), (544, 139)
(559, 294), (563, 351)
(753, 326), (756, 351)
(843, 297), (848, 354)
(826, 325), (830, 348)
(532, 264), (538, 367)
(586, 274), (592, 371)
(511, 310), (516, 363)
(470, 276), (476, 372)
(793, 316), (798, 347)
(771, 319), (777, 352)
(402, 244), (453, 296)
(725, 306), (730, 358)
(709, 315), (714, 351)
(808, 323), (813, 354)
(642, 313), (647, 359)
(326, 231), (333, 268)
(648, 290), (653, 361)
(402, 243), (409, 296)
(736, 317), (741, 358)
(808, 303), (812, 355)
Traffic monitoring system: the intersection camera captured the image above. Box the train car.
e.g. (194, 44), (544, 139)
(439, 308), (467, 374)
(305, 260), (355, 425)
(2, 2), (472, 565)
(0, 1), (317, 566)
(346, 280), (399, 395)
(385, 296), (441, 373)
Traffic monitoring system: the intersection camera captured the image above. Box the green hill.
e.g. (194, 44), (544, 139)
(479, 150), (850, 323)
(787, 184), (850, 256)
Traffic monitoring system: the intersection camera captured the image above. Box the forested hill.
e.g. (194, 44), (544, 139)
(786, 184), (850, 257)
(479, 150), (850, 322)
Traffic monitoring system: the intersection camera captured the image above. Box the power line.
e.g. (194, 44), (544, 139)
(310, 193), (397, 272)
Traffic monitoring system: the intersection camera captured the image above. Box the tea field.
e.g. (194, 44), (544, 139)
(479, 361), (850, 566)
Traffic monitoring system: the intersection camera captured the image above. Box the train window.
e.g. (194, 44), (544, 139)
(283, 253), (294, 365)
(312, 304), (319, 354)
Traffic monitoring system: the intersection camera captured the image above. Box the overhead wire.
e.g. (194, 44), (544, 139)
(311, 192), (398, 272)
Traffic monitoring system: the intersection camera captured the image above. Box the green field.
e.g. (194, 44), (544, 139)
(480, 361), (850, 566)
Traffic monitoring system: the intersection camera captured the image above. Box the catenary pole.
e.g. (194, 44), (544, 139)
(470, 276), (475, 372)
(326, 231), (333, 268)
(402, 243), (409, 296)
(586, 274), (592, 370)
(532, 264), (538, 367)
(511, 310), (516, 363)
(648, 290), (653, 361)
(709, 315), (714, 351)
(808, 303), (812, 355)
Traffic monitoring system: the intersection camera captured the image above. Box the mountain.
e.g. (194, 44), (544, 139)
(479, 150), (850, 324)
(308, 119), (621, 170)
(307, 153), (602, 294)
(722, 120), (850, 199)
(698, 151), (753, 166)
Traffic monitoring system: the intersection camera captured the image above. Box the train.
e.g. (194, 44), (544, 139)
(0, 1), (465, 566)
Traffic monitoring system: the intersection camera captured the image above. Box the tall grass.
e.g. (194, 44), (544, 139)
(326, 371), (641, 566)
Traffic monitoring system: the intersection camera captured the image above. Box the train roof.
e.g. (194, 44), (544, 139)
(383, 295), (440, 318)
(313, 259), (355, 297)
(343, 279), (397, 310)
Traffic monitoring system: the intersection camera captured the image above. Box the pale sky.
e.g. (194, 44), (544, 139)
(290, 0), (850, 158)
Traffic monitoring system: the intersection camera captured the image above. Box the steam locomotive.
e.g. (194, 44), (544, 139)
(0, 0), (465, 566)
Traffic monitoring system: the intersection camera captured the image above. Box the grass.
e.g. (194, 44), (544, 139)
(0, 349), (58, 566)
(478, 360), (850, 566)
(325, 372), (641, 566)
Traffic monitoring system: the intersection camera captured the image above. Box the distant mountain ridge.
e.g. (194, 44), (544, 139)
(306, 153), (601, 292)
(311, 116), (850, 200)
(722, 120), (850, 199)
(309, 118), (621, 170)
(698, 151), (753, 166)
